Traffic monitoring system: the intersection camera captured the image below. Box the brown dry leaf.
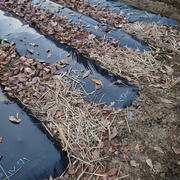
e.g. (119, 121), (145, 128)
(120, 144), (130, 153)
(67, 52), (71, 57)
(91, 78), (103, 85)
(9, 113), (21, 124)
(0, 136), (2, 143)
(68, 166), (76, 175)
(154, 146), (164, 154)
(0, 75), (8, 81)
(54, 111), (63, 119)
(109, 127), (118, 140)
(82, 70), (91, 79)
(146, 158), (153, 169)
(95, 84), (103, 90)
(108, 168), (118, 176)
(51, 64), (57, 74)
(172, 147), (180, 155)
(130, 160), (137, 167)
(57, 59), (69, 66)
(135, 141), (142, 152)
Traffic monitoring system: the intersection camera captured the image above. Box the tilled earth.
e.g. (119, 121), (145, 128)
(118, 0), (180, 22)
(0, 0), (180, 180)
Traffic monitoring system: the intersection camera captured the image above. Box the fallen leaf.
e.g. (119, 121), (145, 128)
(120, 144), (130, 153)
(109, 127), (118, 140)
(0, 136), (2, 143)
(57, 59), (69, 66)
(130, 160), (137, 167)
(108, 168), (117, 176)
(9, 113), (21, 124)
(154, 146), (164, 154)
(67, 52), (71, 57)
(68, 166), (76, 175)
(96, 167), (105, 174)
(91, 78), (103, 85)
(95, 84), (103, 90)
(172, 147), (180, 155)
(54, 111), (63, 119)
(135, 141), (142, 152)
(160, 98), (173, 104)
(146, 158), (153, 169)
(82, 70), (91, 79)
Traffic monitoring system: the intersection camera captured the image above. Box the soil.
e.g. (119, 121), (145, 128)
(118, 0), (180, 22)
(108, 57), (180, 179)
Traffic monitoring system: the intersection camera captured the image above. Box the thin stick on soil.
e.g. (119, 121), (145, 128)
(116, 174), (130, 180)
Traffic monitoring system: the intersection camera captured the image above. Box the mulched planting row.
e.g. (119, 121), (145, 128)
(51, 0), (128, 27)
(0, 0), (164, 83)
(0, 41), (126, 180)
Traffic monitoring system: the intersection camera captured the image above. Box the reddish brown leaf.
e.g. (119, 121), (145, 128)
(0, 136), (2, 143)
(54, 111), (63, 119)
(68, 166), (76, 175)
(91, 78), (103, 85)
(108, 168), (117, 176)
(0, 75), (8, 81)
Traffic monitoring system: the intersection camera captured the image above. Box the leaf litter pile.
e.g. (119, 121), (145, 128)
(0, 0), (180, 179)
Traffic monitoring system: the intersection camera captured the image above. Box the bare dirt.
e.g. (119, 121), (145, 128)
(118, 0), (180, 22)
(107, 56), (180, 179)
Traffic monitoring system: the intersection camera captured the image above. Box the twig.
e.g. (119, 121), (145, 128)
(71, 155), (93, 166)
(116, 174), (130, 180)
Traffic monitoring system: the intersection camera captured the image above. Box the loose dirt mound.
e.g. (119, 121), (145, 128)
(118, 0), (180, 22)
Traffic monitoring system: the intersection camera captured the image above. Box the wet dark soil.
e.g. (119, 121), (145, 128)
(118, 0), (180, 22)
